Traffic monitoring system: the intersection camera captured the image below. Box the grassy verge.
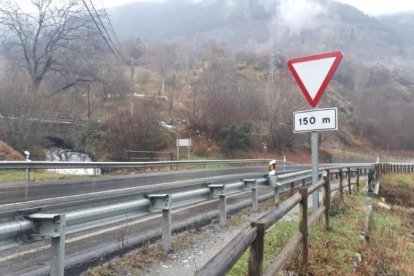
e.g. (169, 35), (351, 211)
(0, 170), (87, 183)
(230, 176), (414, 275)
(228, 189), (368, 275)
(186, 154), (230, 170)
(364, 174), (414, 275)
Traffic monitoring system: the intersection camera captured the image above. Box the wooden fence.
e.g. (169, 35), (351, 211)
(197, 168), (363, 276)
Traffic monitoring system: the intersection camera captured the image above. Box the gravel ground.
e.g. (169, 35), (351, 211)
(86, 178), (366, 275)
(84, 203), (277, 276)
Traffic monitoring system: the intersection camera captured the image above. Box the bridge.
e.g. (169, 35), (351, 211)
(0, 110), (86, 125)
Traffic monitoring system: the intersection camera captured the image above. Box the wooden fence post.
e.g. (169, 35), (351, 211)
(339, 169), (344, 201)
(323, 170), (330, 231)
(356, 169), (360, 193)
(298, 188), (309, 270)
(248, 222), (265, 276)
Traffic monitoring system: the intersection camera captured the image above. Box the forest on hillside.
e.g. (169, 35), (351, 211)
(0, 0), (414, 160)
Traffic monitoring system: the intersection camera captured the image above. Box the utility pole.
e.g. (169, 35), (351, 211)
(87, 84), (91, 119)
(130, 58), (135, 117)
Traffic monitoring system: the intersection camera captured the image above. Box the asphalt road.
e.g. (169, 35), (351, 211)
(0, 166), (318, 275)
(0, 167), (270, 205)
(0, 185), (277, 276)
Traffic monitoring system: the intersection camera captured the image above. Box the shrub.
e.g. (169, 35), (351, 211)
(220, 123), (253, 152)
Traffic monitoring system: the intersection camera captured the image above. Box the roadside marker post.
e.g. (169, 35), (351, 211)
(288, 51), (343, 211)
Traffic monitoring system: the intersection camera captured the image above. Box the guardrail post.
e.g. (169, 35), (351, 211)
(248, 222), (265, 276)
(376, 164), (380, 180)
(268, 175), (279, 204)
(356, 169), (360, 193)
(209, 184), (227, 226)
(298, 187), (308, 270)
(323, 170), (330, 231)
(290, 182), (295, 196)
(302, 179), (306, 187)
(28, 214), (66, 276)
(147, 194), (172, 252)
(244, 179), (258, 212)
(347, 168), (352, 195)
(219, 195), (227, 227)
(24, 151), (31, 182)
(339, 169), (344, 201)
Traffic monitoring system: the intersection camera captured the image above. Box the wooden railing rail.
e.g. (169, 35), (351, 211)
(197, 167), (365, 276)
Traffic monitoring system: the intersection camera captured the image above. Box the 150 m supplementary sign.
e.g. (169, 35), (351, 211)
(293, 108), (338, 133)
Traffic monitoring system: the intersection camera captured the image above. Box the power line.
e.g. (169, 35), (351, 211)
(82, 0), (126, 64)
(86, 0), (126, 63)
(99, 0), (123, 52)
(87, 0), (125, 60)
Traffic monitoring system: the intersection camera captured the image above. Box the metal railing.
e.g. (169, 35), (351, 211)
(0, 159), (274, 182)
(0, 158), (282, 275)
(0, 161), (370, 275)
(197, 164), (372, 276)
(0, 159), (272, 170)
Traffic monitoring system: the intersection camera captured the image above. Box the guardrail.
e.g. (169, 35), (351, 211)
(197, 164), (372, 276)
(0, 159), (273, 170)
(0, 159), (281, 276)
(0, 159), (274, 182)
(0, 161), (368, 275)
(371, 163), (414, 196)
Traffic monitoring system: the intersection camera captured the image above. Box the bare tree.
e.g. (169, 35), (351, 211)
(0, 0), (96, 94)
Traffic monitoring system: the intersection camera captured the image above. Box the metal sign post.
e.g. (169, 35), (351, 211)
(293, 107), (338, 209)
(176, 139), (192, 160)
(311, 129), (319, 209)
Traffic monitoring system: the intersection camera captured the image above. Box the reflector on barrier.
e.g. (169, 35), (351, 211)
(269, 160), (276, 175)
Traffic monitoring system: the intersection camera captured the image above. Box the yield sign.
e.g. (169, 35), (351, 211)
(287, 51), (343, 107)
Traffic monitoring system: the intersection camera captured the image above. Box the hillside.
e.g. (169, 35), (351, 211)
(1, 0), (414, 161)
(110, 0), (414, 68)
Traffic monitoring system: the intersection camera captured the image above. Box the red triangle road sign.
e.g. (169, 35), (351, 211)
(287, 51), (343, 107)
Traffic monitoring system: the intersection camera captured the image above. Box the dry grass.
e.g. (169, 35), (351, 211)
(230, 177), (414, 276)
(0, 141), (24, 160)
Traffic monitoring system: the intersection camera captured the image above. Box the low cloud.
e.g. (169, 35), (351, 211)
(269, 0), (326, 41)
